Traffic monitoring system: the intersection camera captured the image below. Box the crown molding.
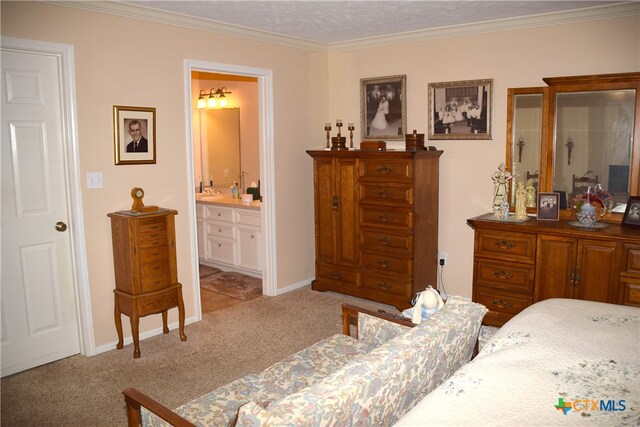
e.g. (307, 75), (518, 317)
(51, 1), (639, 53)
(51, 1), (328, 52)
(329, 2), (640, 52)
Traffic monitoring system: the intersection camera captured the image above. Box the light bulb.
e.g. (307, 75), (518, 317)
(219, 98), (228, 107)
(197, 98), (206, 109)
(207, 97), (217, 108)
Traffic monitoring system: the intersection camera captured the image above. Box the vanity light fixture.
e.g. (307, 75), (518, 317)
(197, 87), (232, 109)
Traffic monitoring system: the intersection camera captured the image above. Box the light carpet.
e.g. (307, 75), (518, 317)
(0, 286), (397, 426)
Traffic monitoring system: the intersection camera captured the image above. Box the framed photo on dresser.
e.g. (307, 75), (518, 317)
(537, 192), (560, 221)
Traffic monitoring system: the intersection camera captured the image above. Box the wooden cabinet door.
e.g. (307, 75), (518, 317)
(575, 239), (619, 303)
(314, 157), (358, 267)
(535, 235), (576, 301)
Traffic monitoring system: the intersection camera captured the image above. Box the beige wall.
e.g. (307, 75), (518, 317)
(327, 15), (640, 298)
(1, 1), (321, 349)
(1, 1), (638, 351)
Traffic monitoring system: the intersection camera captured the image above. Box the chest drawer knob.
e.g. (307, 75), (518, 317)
(377, 281), (391, 290)
(492, 270), (513, 280)
(491, 299), (512, 309)
(378, 236), (395, 245)
(377, 190), (394, 199)
(378, 259), (392, 268)
(378, 212), (393, 222)
(494, 239), (515, 250)
(330, 271), (343, 280)
(376, 166), (394, 175)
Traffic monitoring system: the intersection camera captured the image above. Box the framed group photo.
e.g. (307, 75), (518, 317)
(537, 192), (560, 220)
(428, 78), (492, 140)
(360, 74), (406, 141)
(621, 196), (640, 228)
(113, 105), (156, 165)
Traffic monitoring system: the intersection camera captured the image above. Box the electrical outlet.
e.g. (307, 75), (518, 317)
(224, 168), (230, 178)
(438, 251), (447, 266)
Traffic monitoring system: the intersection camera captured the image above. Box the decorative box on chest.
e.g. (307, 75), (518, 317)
(307, 149), (443, 310)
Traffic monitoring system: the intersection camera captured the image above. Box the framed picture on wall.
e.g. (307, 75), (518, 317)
(113, 105), (156, 165)
(428, 78), (493, 140)
(360, 74), (406, 141)
(537, 192), (560, 221)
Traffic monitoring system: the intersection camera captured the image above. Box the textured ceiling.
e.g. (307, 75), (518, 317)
(125, 1), (620, 43)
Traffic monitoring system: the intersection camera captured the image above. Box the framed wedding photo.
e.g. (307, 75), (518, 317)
(428, 78), (493, 140)
(537, 192), (560, 221)
(621, 196), (640, 228)
(113, 105), (156, 165)
(360, 74), (406, 141)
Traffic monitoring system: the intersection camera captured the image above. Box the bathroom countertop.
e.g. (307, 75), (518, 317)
(195, 194), (261, 210)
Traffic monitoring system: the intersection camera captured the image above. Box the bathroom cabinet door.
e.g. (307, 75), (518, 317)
(237, 225), (261, 271)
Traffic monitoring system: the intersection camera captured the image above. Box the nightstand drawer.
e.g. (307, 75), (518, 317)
(360, 159), (412, 182)
(475, 230), (536, 264)
(359, 183), (413, 207)
(474, 260), (534, 294)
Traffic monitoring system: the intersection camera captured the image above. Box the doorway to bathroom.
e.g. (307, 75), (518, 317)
(185, 59), (276, 319)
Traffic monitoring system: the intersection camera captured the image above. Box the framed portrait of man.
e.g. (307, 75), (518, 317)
(113, 105), (156, 165)
(360, 75), (406, 141)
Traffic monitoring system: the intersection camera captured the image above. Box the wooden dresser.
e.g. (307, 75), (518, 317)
(307, 149), (442, 309)
(108, 208), (187, 358)
(468, 214), (640, 326)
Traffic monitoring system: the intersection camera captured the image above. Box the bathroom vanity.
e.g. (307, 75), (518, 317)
(196, 195), (262, 276)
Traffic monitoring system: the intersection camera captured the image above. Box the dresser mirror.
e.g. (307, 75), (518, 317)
(506, 87), (547, 210)
(506, 73), (640, 220)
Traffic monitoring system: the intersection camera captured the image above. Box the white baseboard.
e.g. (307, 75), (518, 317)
(275, 278), (313, 295)
(94, 316), (199, 355)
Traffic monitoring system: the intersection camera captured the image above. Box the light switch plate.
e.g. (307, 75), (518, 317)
(87, 172), (103, 189)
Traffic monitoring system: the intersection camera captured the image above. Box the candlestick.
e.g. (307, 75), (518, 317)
(517, 132), (525, 163)
(348, 123), (355, 148)
(336, 119), (343, 138)
(324, 123), (332, 148)
(566, 132), (574, 165)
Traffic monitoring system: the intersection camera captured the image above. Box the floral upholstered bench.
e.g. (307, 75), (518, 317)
(124, 296), (487, 427)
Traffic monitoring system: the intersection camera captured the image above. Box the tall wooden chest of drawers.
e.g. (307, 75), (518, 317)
(108, 208), (186, 358)
(307, 149), (442, 309)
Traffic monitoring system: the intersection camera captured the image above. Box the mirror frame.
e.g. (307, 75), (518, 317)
(506, 86), (549, 214)
(507, 73), (640, 222)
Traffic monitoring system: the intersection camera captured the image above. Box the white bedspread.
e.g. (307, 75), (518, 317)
(395, 298), (639, 426)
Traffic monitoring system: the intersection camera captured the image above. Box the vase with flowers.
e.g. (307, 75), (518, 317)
(571, 184), (613, 226)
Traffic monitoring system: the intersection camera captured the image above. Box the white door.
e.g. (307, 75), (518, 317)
(1, 46), (80, 377)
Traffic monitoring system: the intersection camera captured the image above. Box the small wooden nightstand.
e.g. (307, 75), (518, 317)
(108, 208), (187, 358)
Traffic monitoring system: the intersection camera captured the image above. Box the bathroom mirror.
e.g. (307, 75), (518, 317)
(200, 108), (241, 189)
(506, 87), (547, 208)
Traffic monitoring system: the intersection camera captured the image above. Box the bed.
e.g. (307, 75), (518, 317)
(395, 298), (639, 426)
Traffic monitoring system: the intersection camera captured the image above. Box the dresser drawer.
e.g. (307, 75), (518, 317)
(361, 272), (411, 297)
(359, 183), (413, 207)
(360, 228), (413, 255)
(475, 230), (536, 264)
(207, 237), (235, 264)
(138, 217), (167, 235)
(205, 206), (234, 222)
(360, 159), (412, 182)
(621, 244), (640, 277)
(139, 245), (169, 264)
(137, 289), (179, 315)
(619, 278), (640, 307)
(361, 252), (412, 276)
(207, 221), (234, 239)
(140, 263), (171, 292)
(138, 236), (168, 250)
(473, 287), (532, 326)
(360, 206), (413, 229)
(317, 262), (358, 287)
(474, 260), (534, 294)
